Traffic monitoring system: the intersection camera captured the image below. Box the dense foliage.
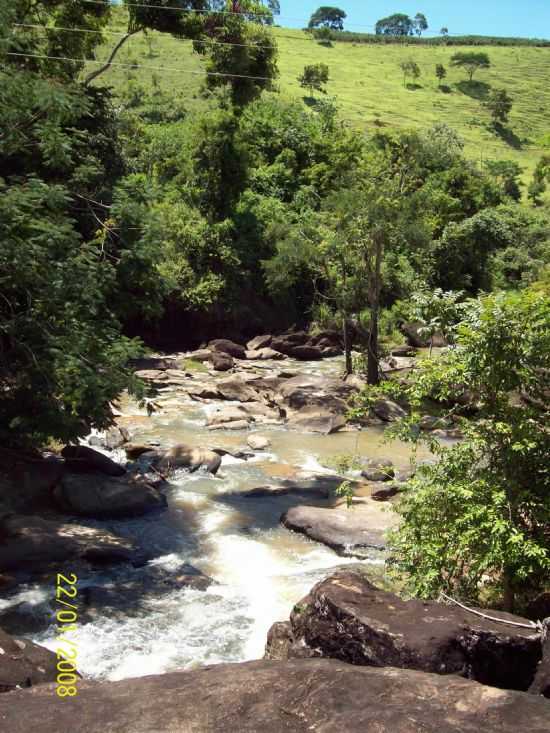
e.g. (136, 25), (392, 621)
(352, 290), (550, 610)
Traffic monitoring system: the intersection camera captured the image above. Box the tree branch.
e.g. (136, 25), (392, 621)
(83, 30), (140, 87)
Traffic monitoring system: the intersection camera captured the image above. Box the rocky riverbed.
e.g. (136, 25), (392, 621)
(1, 335), (548, 729)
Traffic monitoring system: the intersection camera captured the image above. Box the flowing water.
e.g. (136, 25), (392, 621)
(1, 356), (424, 681)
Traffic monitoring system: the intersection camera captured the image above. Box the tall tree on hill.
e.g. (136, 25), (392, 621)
(299, 63), (330, 96)
(400, 60), (421, 87)
(485, 88), (513, 127)
(528, 155), (550, 206)
(375, 13), (414, 36)
(450, 51), (491, 81)
(435, 63), (447, 85)
(414, 13), (429, 37)
(308, 6), (347, 31)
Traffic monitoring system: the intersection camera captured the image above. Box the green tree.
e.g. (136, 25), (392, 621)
(368, 291), (550, 612)
(485, 160), (522, 201)
(485, 88), (513, 126)
(435, 63), (447, 85)
(450, 51), (491, 81)
(375, 13), (414, 36)
(440, 27), (449, 36)
(308, 6), (347, 31)
(400, 60), (421, 87)
(299, 63), (330, 95)
(408, 288), (465, 355)
(414, 13), (429, 37)
(528, 155), (550, 206)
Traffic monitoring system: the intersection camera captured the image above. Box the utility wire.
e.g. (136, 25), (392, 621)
(78, 0), (545, 37)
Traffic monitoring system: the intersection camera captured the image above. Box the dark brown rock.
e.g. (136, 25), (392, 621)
(0, 659), (549, 732)
(372, 398), (407, 422)
(0, 629), (59, 693)
(287, 407), (346, 434)
(152, 445), (221, 475)
(271, 570), (542, 692)
(61, 445), (126, 477)
(371, 483), (402, 501)
(216, 378), (260, 403)
(0, 514), (140, 575)
(211, 351), (234, 372)
(55, 473), (166, 519)
(209, 339), (246, 359)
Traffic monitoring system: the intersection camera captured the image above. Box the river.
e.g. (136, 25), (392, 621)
(1, 356), (421, 681)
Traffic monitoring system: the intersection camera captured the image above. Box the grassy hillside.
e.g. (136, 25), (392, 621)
(89, 13), (550, 185)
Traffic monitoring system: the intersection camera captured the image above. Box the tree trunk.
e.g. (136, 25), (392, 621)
(366, 233), (383, 386)
(367, 306), (379, 385)
(343, 317), (353, 375)
(502, 569), (515, 613)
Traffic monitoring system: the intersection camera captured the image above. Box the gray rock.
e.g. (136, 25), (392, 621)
(246, 334), (273, 351)
(61, 445), (126, 477)
(360, 458), (395, 482)
(0, 629), (60, 693)
(216, 378), (260, 403)
(211, 352), (234, 372)
(246, 435), (271, 450)
(153, 445), (222, 475)
(209, 339), (246, 359)
(372, 398), (407, 422)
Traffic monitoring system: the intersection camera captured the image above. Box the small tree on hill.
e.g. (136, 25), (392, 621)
(528, 155), (550, 206)
(400, 60), (421, 87)
(450, 51), (491, 81)
(414, 13), (429, 37)
(485, 88), (513, 126)
(440, 27), (449, 36)
(299, 63), (330, 95)
(435, 63), (447, 85)
(308, 6), (347, 31)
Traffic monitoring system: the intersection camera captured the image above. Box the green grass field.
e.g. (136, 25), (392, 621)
(89, 14), (550, 184)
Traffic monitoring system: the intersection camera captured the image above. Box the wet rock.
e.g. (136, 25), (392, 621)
(129, 356), (178, 371)
(89, 426), (130, 451)
(0, 602), (54, 636)
(236, 475), (345, 499)
(0, 629), (59, 693)
(370, 483), (402, 501)
(281, 503), (393, 556)
(287, 407), (346, 435)
(207, 406), (249, 427)
(153, 445), (221, 475)
(360, 458), (395, 482)
(0, 455), (64, 512)
(402, 321), (447, 348)
(0, 514), (140, 575)
(55, 473), (166, 519)
(246, 334), (272, 351)
(372, 398), (407, 422)
(209, 339), (246, 359)
(216, 378), (260, 403)
(207, 420), (250, 431)
(244, 348), (284, 361)
(246, 435), (271, 450)
(391, 344), (417, 357)
(270, 570), (543, 692)
(61, 445), (126, 477)
(188, 384), (221, 400)
(530, 620), (550, 698)
(211, 352), (234, 372)
(186, 349), (212, 362)
(124, 443), (156, 460)
(287, 345), (324, 360)
(2, 658), (550, 732)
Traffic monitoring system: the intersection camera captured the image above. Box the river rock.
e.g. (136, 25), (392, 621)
(391, 344), (417, 357)
(207, 406), (249, 426)
(244, 348), (284, 361)
(360, 458), (395, 482)
(526, 593), (550, 622)
(211, 351), (234, 371)
(54, 474), (166, 519)
(530, 619), (550, 698)
(1, 658), (549, 732)
(89, 426), (130, 451)
(402, 321), (447, 348)
(246, 435), (271, 450)
(61, 445), (126, 477)
(153, 445), (221, 475)
(370, 483), (402, 501)
(129, 356), (178, 371)
(281, 502), (394, 556)
(0, 454), (64, 512)
(236, 475), (346, 499)
(269, 570), (543, 692)
(287, 407), (346, 434)
(0, 629), (59, 693)
(246, 334), (272, 351)
(209, 339), (246, 359)
(216, 378), (260, 403)
(0, 514), (140, 575)
(372, 398), (407, 422)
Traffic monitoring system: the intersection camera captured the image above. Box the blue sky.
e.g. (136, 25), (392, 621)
(276, 1), (550, 39)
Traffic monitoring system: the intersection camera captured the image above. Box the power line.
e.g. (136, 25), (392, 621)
(3, 50), (274, 80)
(12, 22), (301, 49)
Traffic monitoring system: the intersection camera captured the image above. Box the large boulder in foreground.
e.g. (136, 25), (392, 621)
(281, 502), (396, 556)
(55, 474), (166, 519)
(0, 659), (548, 732)
(0, 629), (58, 693)
(61, 445), (126, 477)
(0, 514), (140, 575)
(266, 570), (542, 692)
